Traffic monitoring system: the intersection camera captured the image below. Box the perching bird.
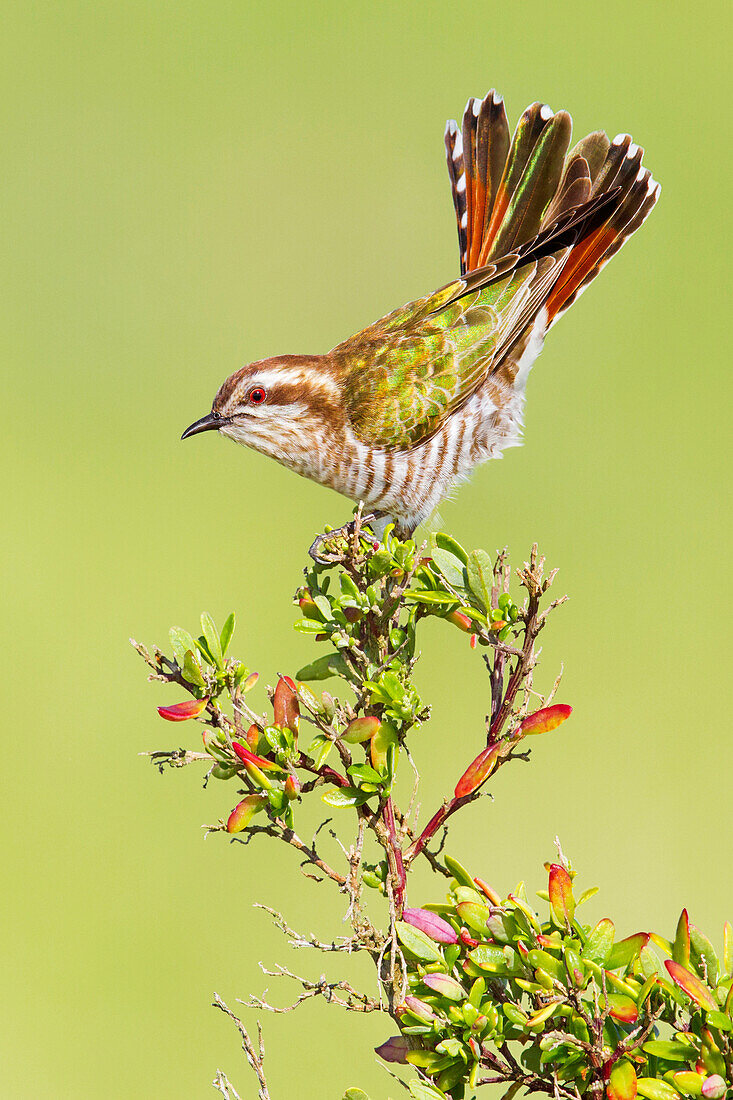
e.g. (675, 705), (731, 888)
(182, 89), (659, 536)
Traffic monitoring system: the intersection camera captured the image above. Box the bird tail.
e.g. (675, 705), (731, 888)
(445, 92), (660, 323)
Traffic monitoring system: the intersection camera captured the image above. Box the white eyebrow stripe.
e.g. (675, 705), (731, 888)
(242, 366), (340, 398)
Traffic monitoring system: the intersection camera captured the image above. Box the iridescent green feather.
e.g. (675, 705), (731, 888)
(332, 263), (544, 450)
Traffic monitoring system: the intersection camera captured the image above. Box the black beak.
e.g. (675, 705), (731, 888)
(181, 412), (226, 440)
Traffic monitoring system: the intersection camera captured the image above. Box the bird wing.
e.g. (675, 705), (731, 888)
(331, 253), (568, 450)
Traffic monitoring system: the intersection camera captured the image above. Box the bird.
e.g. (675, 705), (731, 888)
(182, 88), (659, 539)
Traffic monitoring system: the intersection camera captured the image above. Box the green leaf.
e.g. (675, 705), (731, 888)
(307, 735), (333, 770)
(706, 1010), (732, 1032)
(431, 532), (469, 565)
(674, 909), (691, 967)
(408, 1081), (448, 1100)
(456, 901), (492, 933)
(577, 886), (599, 906)
(582, 918), (615, 966)
(430, 547), (467, 589)
(296, 653), (349, 681)
(642, 1041), (700, 1063)
(343, 1090), (370, 1100)
(219, 612), (235, 656)
(262, 725), (287, 753)
(321, 787), (369, 808)
(347, 763), (384, 786)
(404, 590), (460, 606)
(468, 944), (509, 974)
(200, 613), (223, 668)
(607, 932), (649, 970)
(169, 626), (198, 666)
(395, 921), (444, 963)
(312, 593), (332, 620)
(636, 1079), (680, 1100)
(293, 617), (328, 635)
(444, 855), (475, 889)
(690, 926), (719, 987)
(182, 650), (206, 689)
(466, 549), (493, 612)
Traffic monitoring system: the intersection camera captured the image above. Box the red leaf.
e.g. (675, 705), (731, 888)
(549, 864), (576, 925)
(244, 723), (259, 750)
(665, 960), (718, 1011)
(607, 994), (639, 1023)
(231, 741), (281, 772)
(157, 697), (208, 722)
(454, 743), (501, 799)
(402, 908), (458, 944)
(517, 704), (572, 736)
(273, 676), (299, 733)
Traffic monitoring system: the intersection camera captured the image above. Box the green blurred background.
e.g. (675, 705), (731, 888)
(3, 1), (731, 1095)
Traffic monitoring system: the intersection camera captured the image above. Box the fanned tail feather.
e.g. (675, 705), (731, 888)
(445, 94), (659, 323)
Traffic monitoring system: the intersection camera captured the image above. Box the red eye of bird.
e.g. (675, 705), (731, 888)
(249, 387), (266, 405)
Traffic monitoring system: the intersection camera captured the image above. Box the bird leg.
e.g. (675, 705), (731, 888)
(308, 512), (382, 565)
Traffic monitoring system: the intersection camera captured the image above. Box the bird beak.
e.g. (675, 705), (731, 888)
(181, 413), (225, 440)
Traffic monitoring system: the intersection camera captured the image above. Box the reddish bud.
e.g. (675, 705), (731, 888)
(488, 620), (507, 632)
(517, 704), (572, 736)
(548, 863), (576, 925)
(273, 676), (299, 733)
(474, 877), (502, 905)
(665, 960), (718, 1011)
(402, 907), (458, 944)
(242, 671), (259, 694)
(284, 774), (300, 800)
(454, 743), (501, 799)
(157, 697), (208, 721)
(447, 610), (472, 632)
(226, 794), (266, 833)
(298, 594), (319, 616)
(460, 928), (480, 948)
(469, 633), (477, 649)
(245, 723), (259, 750)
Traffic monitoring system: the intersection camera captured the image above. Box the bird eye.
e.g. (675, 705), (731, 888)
(249, 387), (267, 405)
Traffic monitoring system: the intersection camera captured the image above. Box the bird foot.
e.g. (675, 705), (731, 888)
(308, 514), (379, 565)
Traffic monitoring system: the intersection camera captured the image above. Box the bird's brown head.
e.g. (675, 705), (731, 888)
(181, 355), (342, 461)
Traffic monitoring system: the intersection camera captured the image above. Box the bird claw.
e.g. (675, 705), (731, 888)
(308, 514), (378, 565)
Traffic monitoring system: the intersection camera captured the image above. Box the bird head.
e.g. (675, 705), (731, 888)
(181, 355), (341, 459)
